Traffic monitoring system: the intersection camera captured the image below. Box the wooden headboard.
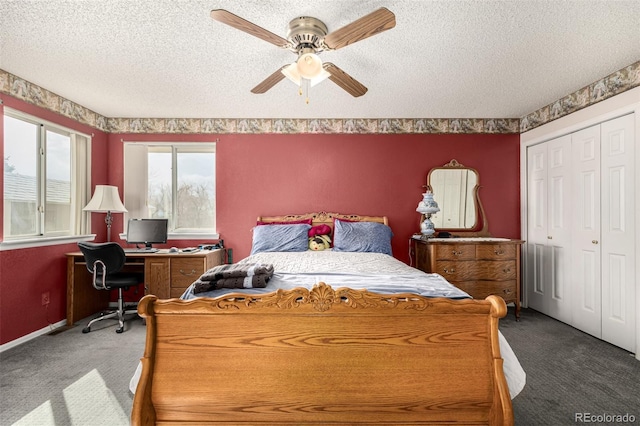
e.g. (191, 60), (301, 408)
(257, 211), (388, 232)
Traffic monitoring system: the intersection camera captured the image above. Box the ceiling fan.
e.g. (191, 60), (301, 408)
(210, 7), (396, 100)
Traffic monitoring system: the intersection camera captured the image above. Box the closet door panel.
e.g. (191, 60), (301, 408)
(601, 114), (635, 352)
(571, 125), (601, 338)
(526, 144), (548, 311)
(547, 136), (572, 322)
(526, 135), (571, 322)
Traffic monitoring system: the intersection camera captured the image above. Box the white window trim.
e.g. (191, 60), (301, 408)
(2, 107), (93, 245)
(123, 141), (217, 238)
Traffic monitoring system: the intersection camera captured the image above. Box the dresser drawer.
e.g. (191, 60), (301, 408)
(171, 258), (204, 287)
(433, 244), (475, 260)
(453, 280), (518, 302)
(434, 260), (517, 281)
(475, 244), (516, 260)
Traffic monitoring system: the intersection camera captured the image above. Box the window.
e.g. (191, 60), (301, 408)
(3, 109), (91, 241)
(124, 143), (216, 238)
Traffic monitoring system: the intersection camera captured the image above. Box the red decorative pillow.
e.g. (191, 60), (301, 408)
(308, 224), (331, 237)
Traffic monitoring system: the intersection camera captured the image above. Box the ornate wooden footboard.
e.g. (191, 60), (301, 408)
(131, 283), (513, 425)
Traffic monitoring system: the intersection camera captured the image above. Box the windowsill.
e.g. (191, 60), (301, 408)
(0, 232), (220, 251)
(117, 232), (220, 241)
(0, 234), (97, 251)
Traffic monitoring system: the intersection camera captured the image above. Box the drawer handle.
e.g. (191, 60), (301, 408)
(180, 269), (198, 276)
(452, 250), (463, 256)
(503, 268), (511, 273)
(443, 268), (456, 274)
(494, 249), (505, 255)
(503, 289), (512, 295)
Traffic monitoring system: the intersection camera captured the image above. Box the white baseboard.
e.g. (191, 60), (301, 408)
(0, 319), (68, 353)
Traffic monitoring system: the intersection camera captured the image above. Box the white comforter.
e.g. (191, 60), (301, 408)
(181, 251), (471, 300)
(130, 251), (526, 398)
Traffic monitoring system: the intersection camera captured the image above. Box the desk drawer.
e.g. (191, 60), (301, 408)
(171, 258), (204, 287)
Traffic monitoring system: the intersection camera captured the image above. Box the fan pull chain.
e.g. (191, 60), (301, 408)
(300, 78), (310, 104)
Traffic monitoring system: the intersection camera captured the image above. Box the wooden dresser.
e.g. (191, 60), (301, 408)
(412, 238), (523, 319)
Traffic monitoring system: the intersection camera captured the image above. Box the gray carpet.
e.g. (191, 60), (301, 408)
(499, 309), (640, 425)
(1, 308), (639, 425)
(1, 315), (145, 426)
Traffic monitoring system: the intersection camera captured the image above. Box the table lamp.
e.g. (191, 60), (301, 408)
(416, 190), (440, 238)
(83, 185), (128, 242)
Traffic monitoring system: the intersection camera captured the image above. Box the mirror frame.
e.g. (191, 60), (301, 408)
(425, 159), (491, 237)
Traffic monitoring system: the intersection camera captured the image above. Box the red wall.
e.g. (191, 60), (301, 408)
(0, 95), (110, 344)
(1, 95), (520, 345)
(114, 132), (521, 262)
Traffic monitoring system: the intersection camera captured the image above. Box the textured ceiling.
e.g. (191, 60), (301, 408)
(1, 0), (639, 120)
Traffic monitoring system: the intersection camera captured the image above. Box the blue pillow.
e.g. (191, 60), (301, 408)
(332, 220), (393, 256)
(250, 224), (311, 254)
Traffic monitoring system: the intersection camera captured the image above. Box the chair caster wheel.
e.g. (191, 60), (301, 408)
(116, 327), (124, 334)
(82, 327), (91, 333)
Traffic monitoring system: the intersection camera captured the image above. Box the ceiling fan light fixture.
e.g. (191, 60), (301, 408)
(282, 62), (301, 84)
(297, 51), (323, 79)
(282, 63), (330, 88)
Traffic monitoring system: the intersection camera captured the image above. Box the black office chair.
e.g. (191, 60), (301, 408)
(78, 241), (143, 334)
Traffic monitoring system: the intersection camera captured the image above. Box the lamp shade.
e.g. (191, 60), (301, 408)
(83, 185), (127, 213)
(416, 191), (440, 214)
(282, 62), (331, 88)
(297, 52), (323, 79)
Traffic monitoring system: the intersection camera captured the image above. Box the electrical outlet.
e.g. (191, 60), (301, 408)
(41, 292), (50, 306)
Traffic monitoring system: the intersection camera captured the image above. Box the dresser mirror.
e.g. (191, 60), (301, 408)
(426, 159), (491, 237)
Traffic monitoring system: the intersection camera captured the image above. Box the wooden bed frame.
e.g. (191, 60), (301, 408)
(258, 211), (389, 228)
(131, 212), (514, 425)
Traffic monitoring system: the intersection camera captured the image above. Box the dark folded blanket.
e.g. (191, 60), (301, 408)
(199, 263), (274, 281)
(193, 263), (274, 294)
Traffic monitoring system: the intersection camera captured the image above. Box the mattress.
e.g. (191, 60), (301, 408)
(181, 250), (471, 300)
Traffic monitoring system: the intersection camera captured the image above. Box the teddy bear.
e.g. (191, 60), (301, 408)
(309, 234), (331, 251)
(308, 224), (332, 250)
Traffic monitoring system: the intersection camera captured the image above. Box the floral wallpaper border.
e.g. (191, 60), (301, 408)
(520, 60), (640, 133)
(1, 61), (638, 135)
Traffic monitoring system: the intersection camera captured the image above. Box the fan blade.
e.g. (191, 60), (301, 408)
(251, 66), (288, 94)
(323, 63), (368, 97)
(211, 9), (290, 48)
(323, 7), (396, 50)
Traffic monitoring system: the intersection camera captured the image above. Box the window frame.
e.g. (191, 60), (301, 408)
(123, 141), (218, 241)
(2, 108), (92, 248)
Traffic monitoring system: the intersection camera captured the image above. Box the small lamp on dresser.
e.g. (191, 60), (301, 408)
(416, 190), (440, 238)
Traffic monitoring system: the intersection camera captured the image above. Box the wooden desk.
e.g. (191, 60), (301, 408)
(65, 249), (225, 326)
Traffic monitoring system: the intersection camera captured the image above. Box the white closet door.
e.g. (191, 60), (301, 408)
(600, 114), (635, 352)
(526, 135), (572, 321)
(526, 142), (548, 312)
(571, 124), (602, 338)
